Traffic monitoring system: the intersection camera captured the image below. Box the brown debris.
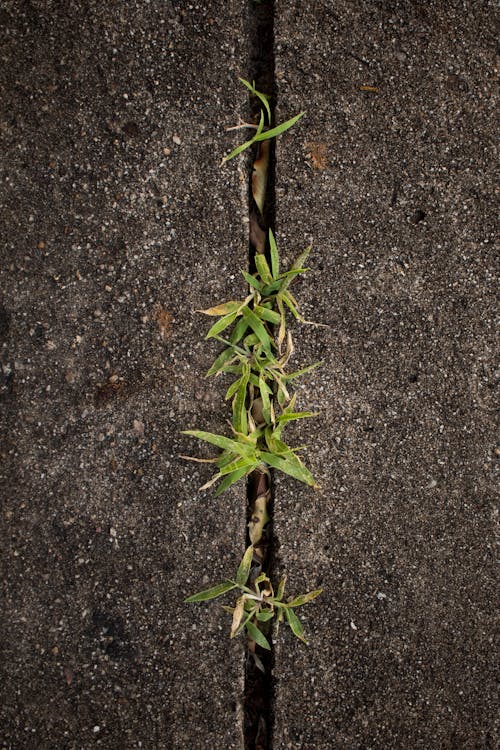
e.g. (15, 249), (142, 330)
(305, 141), (328, 170)
(152, 304), (173, 340)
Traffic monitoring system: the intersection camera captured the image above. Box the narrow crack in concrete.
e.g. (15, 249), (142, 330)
(243, 2), (276, 749)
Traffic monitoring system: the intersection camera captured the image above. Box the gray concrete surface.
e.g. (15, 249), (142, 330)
(0, 2), (249, 748)
(273, 2), (497, 748)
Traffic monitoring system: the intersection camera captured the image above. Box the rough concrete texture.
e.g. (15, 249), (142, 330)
(272, 2), (497, 748)
(0, 2), (250, 748)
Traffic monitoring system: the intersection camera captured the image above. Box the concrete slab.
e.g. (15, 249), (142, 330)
(273, 2), (497, 748)
(0, 2), (249, 747)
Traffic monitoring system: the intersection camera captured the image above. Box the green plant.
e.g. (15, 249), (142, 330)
(221, 78), (305, 165)
(185, 545), (322, 648)
(181, 230), (321, 494)
(183, 79), (322, 647)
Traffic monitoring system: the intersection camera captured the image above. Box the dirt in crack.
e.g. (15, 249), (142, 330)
(244, 2), (276, 749)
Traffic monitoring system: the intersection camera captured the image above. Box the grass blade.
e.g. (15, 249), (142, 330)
(284, 361), (323, 382)
(241, 306), (273, 353)
(182, 430), (254, 457)
(225, 376), (242, 401)
(239, 78), (271, 124)
(255, 253), (273, 285)
(258, 450), (318, 488)
(259, 375), (272, 425)
(286, 589), (323, 608)
(232, 365), (250, 433)
(221, 136), (255, 164)
(198, 301), (241, 316)
(241, 270), (264, 293)
(206, 311), (238, 339)
(255, 109), (265, 138)
(276, 411), (319, 424)
(280, 291), (303, 321)
(230, 316), (250, 345)
(276, 576), (286, 601)
(269, 228), (279, 278)
(246, 620), (272, 650)
(285, 607), (308, 643)
(254, 111), (306, 143)
(236, 544), (254, 586)
(185, 580), (237, 603)
(218, 455), (258, 477)
(206, 347), (237, 377)
(215, 465), (254, 495)
(254, 305), (281, 325)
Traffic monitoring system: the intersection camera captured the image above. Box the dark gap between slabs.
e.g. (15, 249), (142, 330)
(243, 2), (276, 749)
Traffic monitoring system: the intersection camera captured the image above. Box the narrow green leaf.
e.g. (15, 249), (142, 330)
(244, 333), (261, 348)
(222, 136), (255, 164)
(182, 430), (253, 457)
(276, 411), (319, 424)
(206, 311), (238, 339)
(278, 267), (309, 281)
(215, 449), (240, 468)
(215, 465), (254, 495)
(218, 455), (258, 478)
(230, 316), (250, 345)
(284, 361), (323, 382)
(269, 228), (279, 278)
(198, 301), (241, 317)
(277, 381), (288, 407)
(285, 607), (308, 643)
(256, 610), (274, 622)
(253, 111), (306, 143)
(254, 305), (281, 325)
(276, 296), (286, 351)
(255, 253), (273, 285)
(239, 77), (271, 124)
(241, 306), (273, 353)
(262, 269), (308, 296)
(291, 246), (312, 272)
(232, 366), (250, 433)
(276, 577), (286, 601)
(280, 291), (302, 321)
(241, 270), (264, 292)
(185, 580), (237, 603)
(255, 109), (265, 138)
(255, 376), (272, 394)
(246, 620), (272, 650)
(206, 347), (237, 377)
(225, 376), (242, 401)
(258, 450), (318, 488)
(259, 375), (272, 425)
(286, 589), (323, 608)
(236, 545), (254, 586)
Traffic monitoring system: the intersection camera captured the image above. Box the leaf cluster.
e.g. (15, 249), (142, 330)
(184, 79), (322, 649)
(182, 229), (321, 494)
(185, 544), (322, 647)
(221, 78), (305, 164)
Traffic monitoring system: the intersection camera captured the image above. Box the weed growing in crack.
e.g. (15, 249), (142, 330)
(185, 550), (322, 649)
(182, 79), (323, 648)
(221, 78), (305, 165)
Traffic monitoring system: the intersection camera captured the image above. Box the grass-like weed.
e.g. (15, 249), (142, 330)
(183, 79), (322, 647)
